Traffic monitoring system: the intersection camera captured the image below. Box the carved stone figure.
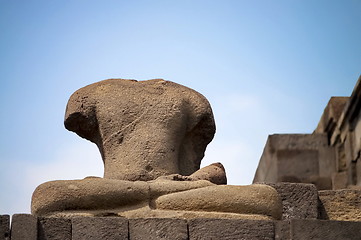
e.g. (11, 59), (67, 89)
(64, 79), (215, 181)
(31, 79), (282, 220)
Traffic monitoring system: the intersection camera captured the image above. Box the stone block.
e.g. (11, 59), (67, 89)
(267, 134), (329, 150)
(129, 218), (187, 240)
(188, 219), (274, 240)
(347, 162), (356, 185)
(332, 171), (348, 189)
(264, 183), (318, 220)
(318, 189), (361, 221)
(253, 141), (278, 183)
(290, 219), (361, 239)
(353, 117), (361, 158)
(11, 214), (37, 240)
(344, 134), (354, 166)
(305, 176), (332, 190)
(275, 220), (290, 240)
(0, 215), (10, 240)
(314, 96), (349, 135)
(72, 217), (128, 240)
(336, 143), (347, 171)
(318, 146), (336, 179)
(357, 158), (361, 185)
(277, 149), (319, 181)
(253, 134), (331, 185)
(38, 217), (71, 240)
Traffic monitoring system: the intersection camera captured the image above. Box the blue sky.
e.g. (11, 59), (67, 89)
(1, 1), (360, 215)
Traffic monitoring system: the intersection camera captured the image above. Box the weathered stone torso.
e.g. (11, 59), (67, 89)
(64, 79), (215, 181)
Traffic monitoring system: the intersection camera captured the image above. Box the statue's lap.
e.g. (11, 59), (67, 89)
(31, 178), (282, 220)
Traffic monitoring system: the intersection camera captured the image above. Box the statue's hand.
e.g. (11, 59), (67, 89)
(155, 162), (226, 185)
(156, 174), (192, 181)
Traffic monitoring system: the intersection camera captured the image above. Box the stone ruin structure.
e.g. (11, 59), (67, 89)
(1, 78), (361, 239)
(253, 77), (361, 190)
(254, 76), (361, 190)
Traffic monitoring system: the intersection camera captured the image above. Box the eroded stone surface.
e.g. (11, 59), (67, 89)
(261, 183), (319, 220)
(65, 79), (215, 181)
(290, 219), (361, 240)
(72, 217), (128, 240)
(32, 178), (282, 220)
(319, 189), (361, 221)
(129, 218), (188, 240)
(38, 217), (71, 240)
(154, 184), (282, 220)
(188, 219), (275, 240)
(189, 162), (227, 184)
(32, 178), (149, 216)
(155, 162), (227, 185)
(0, 215), (10, 240)
(275, 220), (290, 240)
(148, 179), (215, 199)
(11, 214), (37, 240)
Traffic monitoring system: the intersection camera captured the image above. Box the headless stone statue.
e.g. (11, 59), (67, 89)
(31, 79), (281, 220)
(64, 79), (216, 181)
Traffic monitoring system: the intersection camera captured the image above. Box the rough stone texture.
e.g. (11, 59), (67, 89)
(32, 175), (282, 220)
(275, 220), (290, 240)
(318, 189), (361, 221)
(118, 207), (275, 220)
(64, 79), (215, 181)
(188, 219), (275, 240)
(8, 214), (361, 239)
(0, 215), (10, 240)
(332, 171), (348, 189)
(38, 217), (71, 240)
(154, 184), (282, 220)
(129, 218), (187, 240)
(148, 179), (215, 199)
(32, 178), (149, 216)
(10, 214), (37, 240)
(290, 219), (361, 240)
(153, 162), (227, 185)
(72, 217), (128, 240)
(32, 178), (219, 217)
(188, 162), (227, 184)
(261, 183), (318, 220)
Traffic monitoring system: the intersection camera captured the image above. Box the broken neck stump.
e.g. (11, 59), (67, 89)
(31, 79), (281, 220)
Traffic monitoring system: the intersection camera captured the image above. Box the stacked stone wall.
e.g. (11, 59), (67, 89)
(3, 214), (361, 240)
(3, 183), (361, 239)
